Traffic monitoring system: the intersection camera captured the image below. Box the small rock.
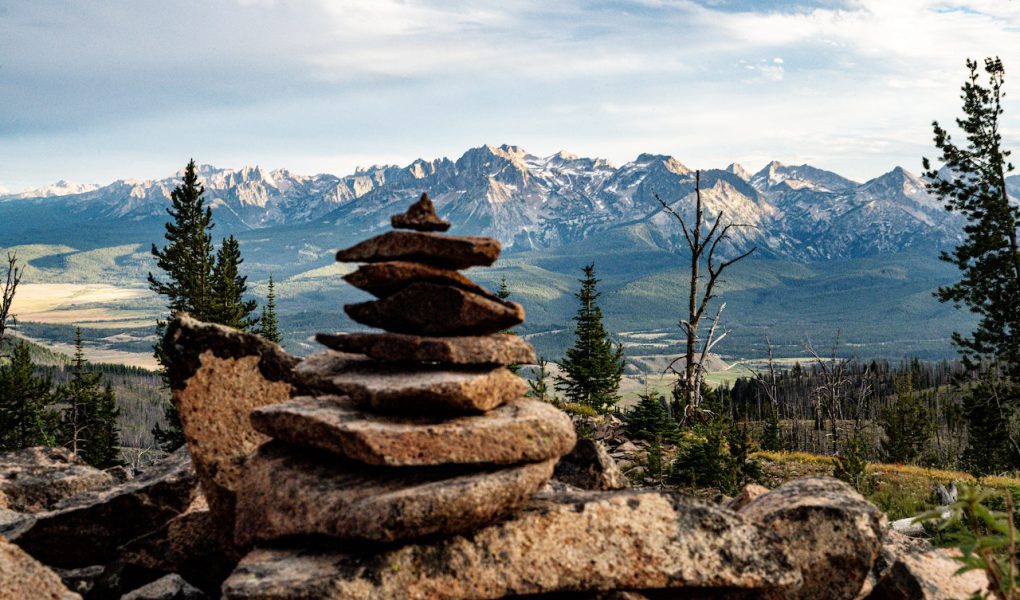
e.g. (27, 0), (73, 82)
(342, 261), (500, 300)
(0, 536), (80, 599)
(863, 530), (989, 600)
(727, 483), (769, 512)
(54, 565), (105, 597)
(336, 230), (500, 269)
(390, 192), (451, 232)
(163, 314), (297, 530)
(121, 574), (207, 600)
(316, 331), (536, 366)
(295, 351), (527, 413)
(234, 442), (555, 545)
(345, 282), (525, 336)
(0, 446), (115, 512)
(251, 395), (576, 466)
(5, 448), (196, 569)
(224, 491), (801, 599)
(740, 476), (886, 600)
(553, 439), (628, 491)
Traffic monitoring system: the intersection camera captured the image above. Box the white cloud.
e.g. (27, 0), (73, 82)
(1, 0), (1019, 187)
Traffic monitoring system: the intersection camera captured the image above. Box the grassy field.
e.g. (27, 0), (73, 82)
(753, 451), (1020, 521)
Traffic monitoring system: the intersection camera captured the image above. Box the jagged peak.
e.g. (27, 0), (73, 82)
(726, 163), (751, 181)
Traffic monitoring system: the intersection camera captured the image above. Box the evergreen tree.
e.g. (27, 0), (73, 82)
(148, 160), (216, 452)
(626, 393), (679, 442)
(961, 367), (1019, 475)
(526, 357), (552, 403)
(0, 342), (57, 450)
(833, 434), (873, 494)
(57, 328), (121, 467)
(209, 236), (258, 331)
(923, 58), (1020, 469)
(497, 276), (510, 302)
(880, 373), (934, 464)
(555, 263), (626, 413)
(259, 275), (281, 344)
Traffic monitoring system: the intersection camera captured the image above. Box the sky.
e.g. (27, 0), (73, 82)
(2, 0), (1020, 191)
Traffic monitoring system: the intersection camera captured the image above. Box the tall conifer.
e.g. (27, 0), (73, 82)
(58, 328), (121, 467)
(259, 275), (281, 344)
(148, 160), (216, 451)
(209, 235), (258, 331)
(555, 263), (625, 412)
(924, 58), (1020, 472)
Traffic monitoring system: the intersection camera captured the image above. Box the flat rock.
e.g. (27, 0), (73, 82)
(3, 448), (196, 569)
(862, 530), (989, 600)
(163, 314), (297, 531)
(0, 536), (81, 600)
(336, 230), (500, 269)
(121, 574), (207, 600)
(250, 395), (576, 466)
(391, 192), (450, 232)
(234, 442), (555, 546)
(552, 439), (629, 491)
(315, 331), (536, 366)
(345, 282), (525, 336)
(342, 260), (499, 300)
(295, 350), (527, 413)
(740, 476), (886, 600)
(0, 446), (116, 512)
(224, 490), (801, 599)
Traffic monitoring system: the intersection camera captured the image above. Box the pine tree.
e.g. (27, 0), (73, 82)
(259, 275), (281, 344)
(526, 357), (552, 403)
(0, 342), (57, 450)
(555, 263), (626, 413)
(961, 367), (1019, 475)
(58, 328), (121, 467)
(923, 58), (1020, 470)
(495, 276), (520, 373)
(626, 393), (679, 442)
(209, 236), (258, 331)
(880, 373), (934, 464)
(148, 160), (216, 452)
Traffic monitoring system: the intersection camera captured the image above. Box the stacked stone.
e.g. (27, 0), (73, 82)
(233, 193), (576, 547)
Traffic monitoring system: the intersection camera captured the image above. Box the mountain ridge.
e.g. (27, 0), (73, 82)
(3, 144), (1018, 262)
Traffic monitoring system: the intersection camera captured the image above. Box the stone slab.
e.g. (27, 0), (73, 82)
(335, 230), (500, 269)
(342, 261), (499, 300)
(234, 442), (555, 545)
(295, 350), (527, 413)
(391, 193), (450, 232)
(345, 282), (525, 336)
(250, 395), (575, 466)
(315, 331), (535, 366)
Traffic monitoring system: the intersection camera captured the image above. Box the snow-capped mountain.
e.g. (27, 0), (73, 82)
(0, 144), (975, 261)
(1, 180), (100, 199)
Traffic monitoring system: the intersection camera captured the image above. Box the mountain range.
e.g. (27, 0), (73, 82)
(3, 144), (1018, 361)
(6, 143), (1013, 261)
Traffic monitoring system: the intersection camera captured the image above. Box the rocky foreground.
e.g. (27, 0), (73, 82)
(0, 195), (992, 599)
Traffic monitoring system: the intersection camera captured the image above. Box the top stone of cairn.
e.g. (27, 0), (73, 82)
(391, 192), (450, 232)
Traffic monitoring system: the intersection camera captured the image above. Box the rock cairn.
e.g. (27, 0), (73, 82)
(233, 193), (576, 546)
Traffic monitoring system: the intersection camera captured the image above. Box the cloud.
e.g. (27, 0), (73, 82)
(1, 0), (1019, 188)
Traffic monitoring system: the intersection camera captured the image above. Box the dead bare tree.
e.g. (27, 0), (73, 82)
(655, 170), (755, 421)
(0, 252), (23, 351)
(805, 332), (853, 455)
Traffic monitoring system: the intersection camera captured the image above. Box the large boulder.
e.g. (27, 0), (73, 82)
(250, 395), (575, 466)
(223, 490), (801, 599)
(163, 314), (298, 530)
(552, 439), (628, 491)
(0, 446), (116, 512)
(863, 530), (990, 600)
(0, 532), (81, 599)
(740, 476), (886, 600)
(3, 448), (196, 569)
(234, 442), (556, 546)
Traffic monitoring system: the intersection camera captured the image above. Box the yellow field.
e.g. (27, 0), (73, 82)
(12, 283), (156, 327)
